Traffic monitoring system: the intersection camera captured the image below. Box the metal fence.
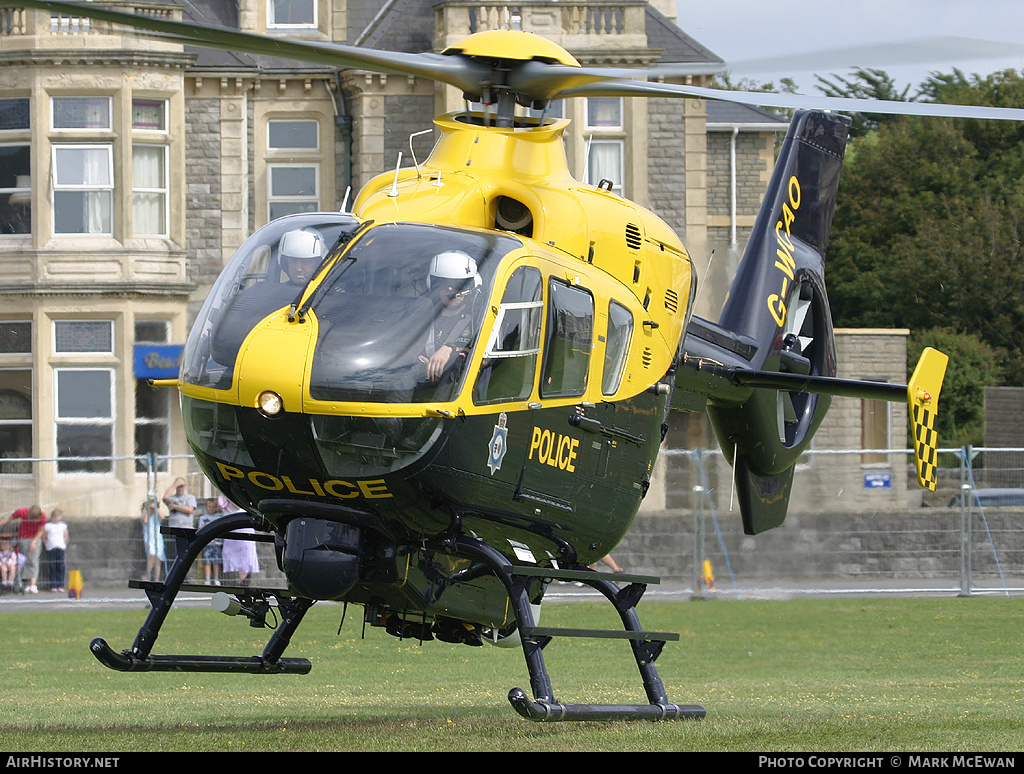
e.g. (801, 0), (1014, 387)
(1, 448), (1022, 596)
(616, 446), (1024, 597)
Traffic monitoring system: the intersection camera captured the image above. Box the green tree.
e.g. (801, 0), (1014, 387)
(827, 69), (1024, 398)
(908, 328), (1004, 447)
(815, 68), (912, 136)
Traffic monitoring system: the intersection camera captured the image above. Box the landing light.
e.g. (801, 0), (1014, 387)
(257, 390), (284, 417)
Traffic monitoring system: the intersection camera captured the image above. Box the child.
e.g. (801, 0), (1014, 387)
(197, 498), (223, 586)
(0, 538), (18, 591)
(140, 495), (166, 582)
(44, 508), (70, 592)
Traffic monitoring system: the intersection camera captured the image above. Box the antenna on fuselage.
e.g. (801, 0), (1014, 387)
(387, 152), (403, 198)
(340, 186), (351, 213)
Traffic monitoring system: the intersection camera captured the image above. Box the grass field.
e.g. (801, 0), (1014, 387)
(2, 595), (1022, 752)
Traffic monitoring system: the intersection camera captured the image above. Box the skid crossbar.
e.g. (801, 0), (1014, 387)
(453, 536), (705, 722)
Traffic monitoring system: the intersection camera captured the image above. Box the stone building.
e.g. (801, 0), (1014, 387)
(0, 0), (896, 521)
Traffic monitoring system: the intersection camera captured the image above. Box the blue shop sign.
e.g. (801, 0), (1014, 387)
(133, 344), (183, 379)
(863, 472), (892, 489)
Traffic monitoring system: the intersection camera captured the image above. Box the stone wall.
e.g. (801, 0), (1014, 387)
(612, 507), (1022, 584)
(46, 505), (1023, 592)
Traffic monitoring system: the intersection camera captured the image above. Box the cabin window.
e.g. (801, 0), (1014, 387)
(541, 280), (593, 398)
(474, 266), (543, 404)
(602, 301), (632, 395)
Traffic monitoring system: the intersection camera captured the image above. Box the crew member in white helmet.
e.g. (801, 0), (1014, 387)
(420, 249), (480, 382)
(278, 228), (326, 286)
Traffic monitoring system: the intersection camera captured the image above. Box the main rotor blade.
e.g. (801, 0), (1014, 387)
(554, 79), (1024, 121)
(505, 60), (726, 102)
(13, 0), (490, 92)
(729, 36), (1024, 77)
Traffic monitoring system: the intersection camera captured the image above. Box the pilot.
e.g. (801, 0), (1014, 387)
(278, 228), (326, 286)
(420, 250), (481, 382)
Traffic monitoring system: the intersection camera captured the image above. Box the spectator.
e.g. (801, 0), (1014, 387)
(0, 505), (46, 594)
(43, 508), (69, 592)
(1, 538), (18, 592)
(589, 554), (625, 573)
(162, 477), (197, 566)
(197, 498), (223, 586)
(140, 495), (166, 582)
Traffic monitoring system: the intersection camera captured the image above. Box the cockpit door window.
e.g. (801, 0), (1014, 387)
(473, 266), (543, 404)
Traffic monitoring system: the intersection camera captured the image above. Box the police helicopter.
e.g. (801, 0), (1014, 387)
(22, 0), (1019, 722)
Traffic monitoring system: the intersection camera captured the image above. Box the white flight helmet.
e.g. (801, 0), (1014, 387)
(428, 250), (481, 290)
(279, 228), (326, 261)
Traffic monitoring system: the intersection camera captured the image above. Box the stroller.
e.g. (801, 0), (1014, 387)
(0, 539), (24, 594)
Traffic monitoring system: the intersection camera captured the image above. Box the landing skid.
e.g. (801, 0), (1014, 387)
(453, 536), (706, 722)
(89, 511), (314, 675)
(88, 515), (704, 721)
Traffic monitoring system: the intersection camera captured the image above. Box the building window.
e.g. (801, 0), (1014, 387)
(269, 119), (318, 150)
(53, 320), (113, 355)
(584, 97), (625, 195)
(268, 163), (319, 220)
(52, 96), (112, 131)
(55, 368), (114, 473)
(0, 98), (30, 131)
(541, 280), (593, 398)
(132, 99), (166, 132)
(268, 0), (316, 29)
(0, 321), (31, 354)
(133, 144), (167, 236)
(586, 140), (624, 195)
(0, 143), (31, 235)
(134, 320), (171, 472)
(861, 394), (891, 465)
(52, 144), (113, 234)
(0, 369), (32, 474)
(585, 97), (622, 130)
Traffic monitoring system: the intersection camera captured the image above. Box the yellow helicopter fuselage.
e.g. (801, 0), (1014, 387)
(175, 113), (694, 619)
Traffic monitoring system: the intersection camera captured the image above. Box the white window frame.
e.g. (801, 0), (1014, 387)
(268, 119), (320, 151)
(267, 162), (320, 221)
(0, 367), (33, 473)
(584, 97), (623, 131)
(54, 367), (115, 474)
(267, 0), (317, 30)
(53, 319), (114, 355)
(51, 96), (112, 131)
(586, 139), (624, 196)
(0, 142), (32, 237)
(131, 98), (168, 133)
(132, 143), (169, 237)
(133, 319), (172, 473)
(51, 143), (114, 235)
